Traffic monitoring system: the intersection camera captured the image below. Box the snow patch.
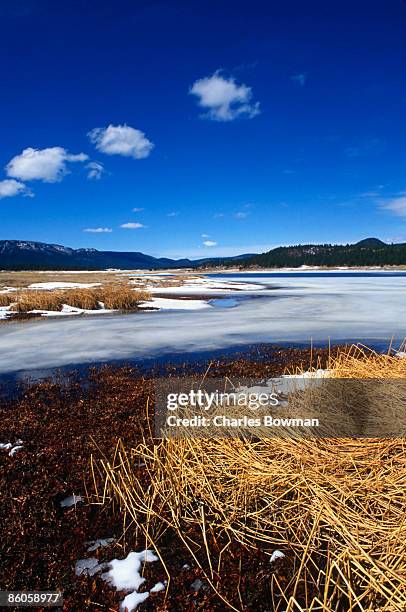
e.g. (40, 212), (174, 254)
(282, 369), (331, 379)
(60, 494), (83, 508)
(102, 550), (158, 591)
(120, 590), (149, 612)
(270, 550), (285, 563)
(28, 282), (101, 290)
(86, 538), (115, 552)
(150, 581), (165, 593)
(139, 297), (211, 311)
(75, 557), (106, 577)
(9, 445), (23, 456)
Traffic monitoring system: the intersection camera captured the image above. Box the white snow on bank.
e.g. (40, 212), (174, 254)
(101, 550), (159, 612)
(282, 369), (331, 379)
(270, 550), (285, 563)
(29, 304), (116, 317)
(0, 306), (13, 320)
(87, 538), (115, 552)
(28, 282), (101, 290)
(150, 582), (166, 593)
(0, 442), (13, 450)
(60, 494), (83, 508)
(0, 287), (18, 293)
(75, 557), (105, 577)
(139, 297), (212, 311)
(147, 278), (263, 294)
(103, 550), (158, 591)
(120, 591), (149, 611)
(1, 440), (23, 456)
(9, 445), (23, 456)
(0, 304), (117, 320)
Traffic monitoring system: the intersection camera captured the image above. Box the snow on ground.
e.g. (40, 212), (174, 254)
(103, 550), (158, 591)
(0, 442), (13, 450)
(282, 369), (331, 378)
(86, 538), (115, 552)
(28, 281), (101, 290)
(75, 558), (105, 577)
(396, 352), (406, 358)
(29, 304), (116, 317)
(0, 304), (116, 320)
(0, 287), (18, 293)
(100, 550), (159, 612)
(120, 591), (149, 611)
(0, 440), (23, 456)
(269, 550), (285, 563)
(146, 277), (264, 294)
(0, 306), (13, 320)
(150, 582), (166, 593)
(139, 297), (212, 311)
(60, 494), (83, 508)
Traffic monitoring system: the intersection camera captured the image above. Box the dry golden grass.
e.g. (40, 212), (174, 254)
(93, 346), (406, 611)
(101, 285), (149, 309)
(9, 286), (149, 313)
(0, 292), (16, 306)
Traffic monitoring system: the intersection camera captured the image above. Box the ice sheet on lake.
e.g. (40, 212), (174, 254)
(0, 273), (405, 374)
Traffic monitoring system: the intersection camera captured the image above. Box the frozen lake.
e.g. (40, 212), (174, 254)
(0, 271), (405, 374)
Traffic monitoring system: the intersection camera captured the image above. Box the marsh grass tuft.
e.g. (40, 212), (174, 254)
(93, 345), (406, 611)
(0, 292), (16, 306)
(9, 285), (149, 313)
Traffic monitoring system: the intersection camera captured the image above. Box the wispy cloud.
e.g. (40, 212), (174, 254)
(291, 73), (307, 86)
(132, 207), (144, 212)
(6, 147), (88, 183)
(83, 227), (112, 233)
(380, 195), (406, 217)
(120, 222), (146, 229)
(0, 179), (33, 199)
(201, 233), (210, 238)
(189, 70), (260, 121)
(167, 211), (179, 217)
(86, 161), (105, 180)
(235, 211), (249, 219)
(88, 124), (154, 159)
(202, 240), (217, 247)
(213, 213), (225, 219)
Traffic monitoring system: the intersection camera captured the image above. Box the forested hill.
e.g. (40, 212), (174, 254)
(241, 238), (406, 268)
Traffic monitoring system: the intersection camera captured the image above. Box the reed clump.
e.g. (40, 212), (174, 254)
(0, 292), (16, 306)
(93, 345), (406, 611)
(10, 285), (149, 312)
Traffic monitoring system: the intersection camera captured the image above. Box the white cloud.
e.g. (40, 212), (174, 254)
(203, 240), (217, 247)
(88, 124), (154, 159)
(189, 71), (260, 121)
(291, 73), (307, 86)
(83, 227), (112, 233)
(213, 213), (225, 219)
(201, 233), (210, 238)
(132, 207), (144, 212)
(167, 211), (179, 217)
(120, 222), (145, 229)
(86, 161), (105, 180)
(6, 147), (88, 183)
(381, 195), (406, 217)
(235, 211), (249, 219)
(0, 179), (33, 199)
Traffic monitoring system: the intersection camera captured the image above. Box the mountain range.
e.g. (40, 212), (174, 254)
(1, 238), (405, 270)
(0, 240), (253, 270)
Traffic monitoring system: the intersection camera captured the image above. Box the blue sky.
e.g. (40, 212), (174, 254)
(1, 0), (406, 258)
